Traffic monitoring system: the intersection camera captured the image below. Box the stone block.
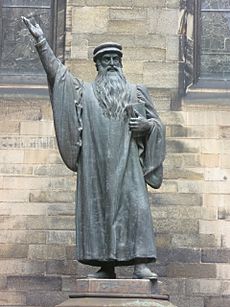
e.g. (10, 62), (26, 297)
(186, 111), (217, 126)
(157, 248), (201, 264)
(70, 60), (96, 82)
(26, 291), (67, 307)
(222, 281), (230, 295)
(177, 180), (203, 193)
(220, 126), (230, 138)
(26, 216), (48, 230)
(109, 8), (147, 20)
(151, 206), (217, 220)
(29, 191), (75, 203)
(3, 176), (75, 191)
(183, 154), (201, 167)
(46, 230), (76, 245)
(155, 219), (198, 234)
(28, 244), (66, 260)
(0, 230), (46, 244)
(0, 150), (24, 163)
(167, 263), (216, 278)
(0, 101), (42, 121)
(132, 0), (166, 7)
(204, 168), (230, 181)
(0, 291), (26, 305)
(0, 216), (26, 230)
(0, 277), (7, 289)
(170, 295), (204, 307)
(148, 8), (179, 35)
(204, 296), (230, 307)
(221, 154), (230, 168)
(46, 260), (78, 275)
(161, 112), (185, 125)
(171, 234), (219, 248)
(156, 180), (178, 193)
(186, 279), (222, 296)
(20, 121), (55, 136)
(166, 125), (188, 138)
(0, 121), (20, 134)
(218, 207), (230, 220)
(134, 34), (166, 49)
(72, 7), (108, 34)
(150, 192), (202, 206)
(33, 164), (73, 176)
(125, 73), (143, 84)
(0, 163), (33, 175)
(201, 154), (220, 167)
(155, 234), (172, 249)
(216, 264), (230, 279)
(203, 194), (230, 208)
(72, 0), (133, 6)
(158, 278), (185, 295)
(108, 20), (148, 35)
(166, 36), (179, 61)
(163, 154), (183, 168)
(123, 61), (144, 75)
(222, 235), (230, 248)
(124, 47), (165, 61)
(0, 244), (28, 259)
(66, 246), (76, 260)
(7, 276), (62, 291)
(204, 181), (230, 193)
(0, 190), (29, 202)
(0, 259), (45, 275)
(199, 220), (230, 236)
(24, 149), (62, 164)
(47, 216), (75, 230)
(217, 111), (230, 125)
(9, 202), (47, 216)
(202, 249), (230, 263)
(47, 203), (75, 216)
(70, 279), (166, 295)
(222, 140), (230, 153)
(201, 139), (221, 154)
(143, 62), (178, 88)
(166, 139), (200, 153)
(0, 136), (57, 150)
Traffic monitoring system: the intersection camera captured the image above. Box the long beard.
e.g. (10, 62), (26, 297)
(94, 67), (131, 119)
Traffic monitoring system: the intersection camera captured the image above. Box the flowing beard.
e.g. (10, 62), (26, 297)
(94, 67), (131, 119)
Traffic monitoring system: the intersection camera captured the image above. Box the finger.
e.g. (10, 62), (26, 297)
(134, 109), (142, 117)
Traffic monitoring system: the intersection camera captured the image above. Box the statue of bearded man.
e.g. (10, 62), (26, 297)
(22, 17), (165, 280)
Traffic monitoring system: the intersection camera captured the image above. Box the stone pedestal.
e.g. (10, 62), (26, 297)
(56, 279), (177, 307)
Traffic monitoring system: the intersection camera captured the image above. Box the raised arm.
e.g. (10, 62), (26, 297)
(21, 16), (60, 84)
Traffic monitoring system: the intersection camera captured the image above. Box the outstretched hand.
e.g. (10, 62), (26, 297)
(21, 16), (44, 42)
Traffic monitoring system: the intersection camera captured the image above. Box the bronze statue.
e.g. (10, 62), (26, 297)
(22, 17), (165, 280)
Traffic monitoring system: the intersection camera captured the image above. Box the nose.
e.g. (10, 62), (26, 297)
(109, 57), (114, 66)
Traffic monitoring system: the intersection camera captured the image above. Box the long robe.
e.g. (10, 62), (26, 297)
(36, 40), (165, 266)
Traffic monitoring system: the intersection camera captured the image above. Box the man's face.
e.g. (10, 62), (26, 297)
(97, 52), (122, 74)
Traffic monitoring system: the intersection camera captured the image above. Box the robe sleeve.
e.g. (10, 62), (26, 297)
(35, 39), (83, 172)
(137, 85), (166, 189)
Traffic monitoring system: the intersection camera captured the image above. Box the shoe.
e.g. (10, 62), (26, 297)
(133, 264), (158, 280)
(87, 267), (116, 279)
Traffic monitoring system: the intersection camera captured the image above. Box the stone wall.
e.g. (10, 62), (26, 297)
(0, 1), (229, 307)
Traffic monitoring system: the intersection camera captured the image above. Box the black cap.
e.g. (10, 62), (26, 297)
(93, 42), (122, 62)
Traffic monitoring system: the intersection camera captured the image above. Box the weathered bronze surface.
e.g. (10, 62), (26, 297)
(22, 17), (165, 279)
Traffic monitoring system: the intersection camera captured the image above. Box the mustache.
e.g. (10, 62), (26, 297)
(106, 65), (119, 72)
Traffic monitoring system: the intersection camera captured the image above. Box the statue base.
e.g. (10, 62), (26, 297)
(56, 279), (177, 307)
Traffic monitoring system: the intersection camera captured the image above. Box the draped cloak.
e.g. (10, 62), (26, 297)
(36, 40), (165, 266)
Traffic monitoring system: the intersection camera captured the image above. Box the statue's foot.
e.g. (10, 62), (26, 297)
(87, 267), (116, 279)
(133, 264), (158, 280)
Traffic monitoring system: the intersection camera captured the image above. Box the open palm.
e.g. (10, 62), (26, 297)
(21, 16), (44, 41)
